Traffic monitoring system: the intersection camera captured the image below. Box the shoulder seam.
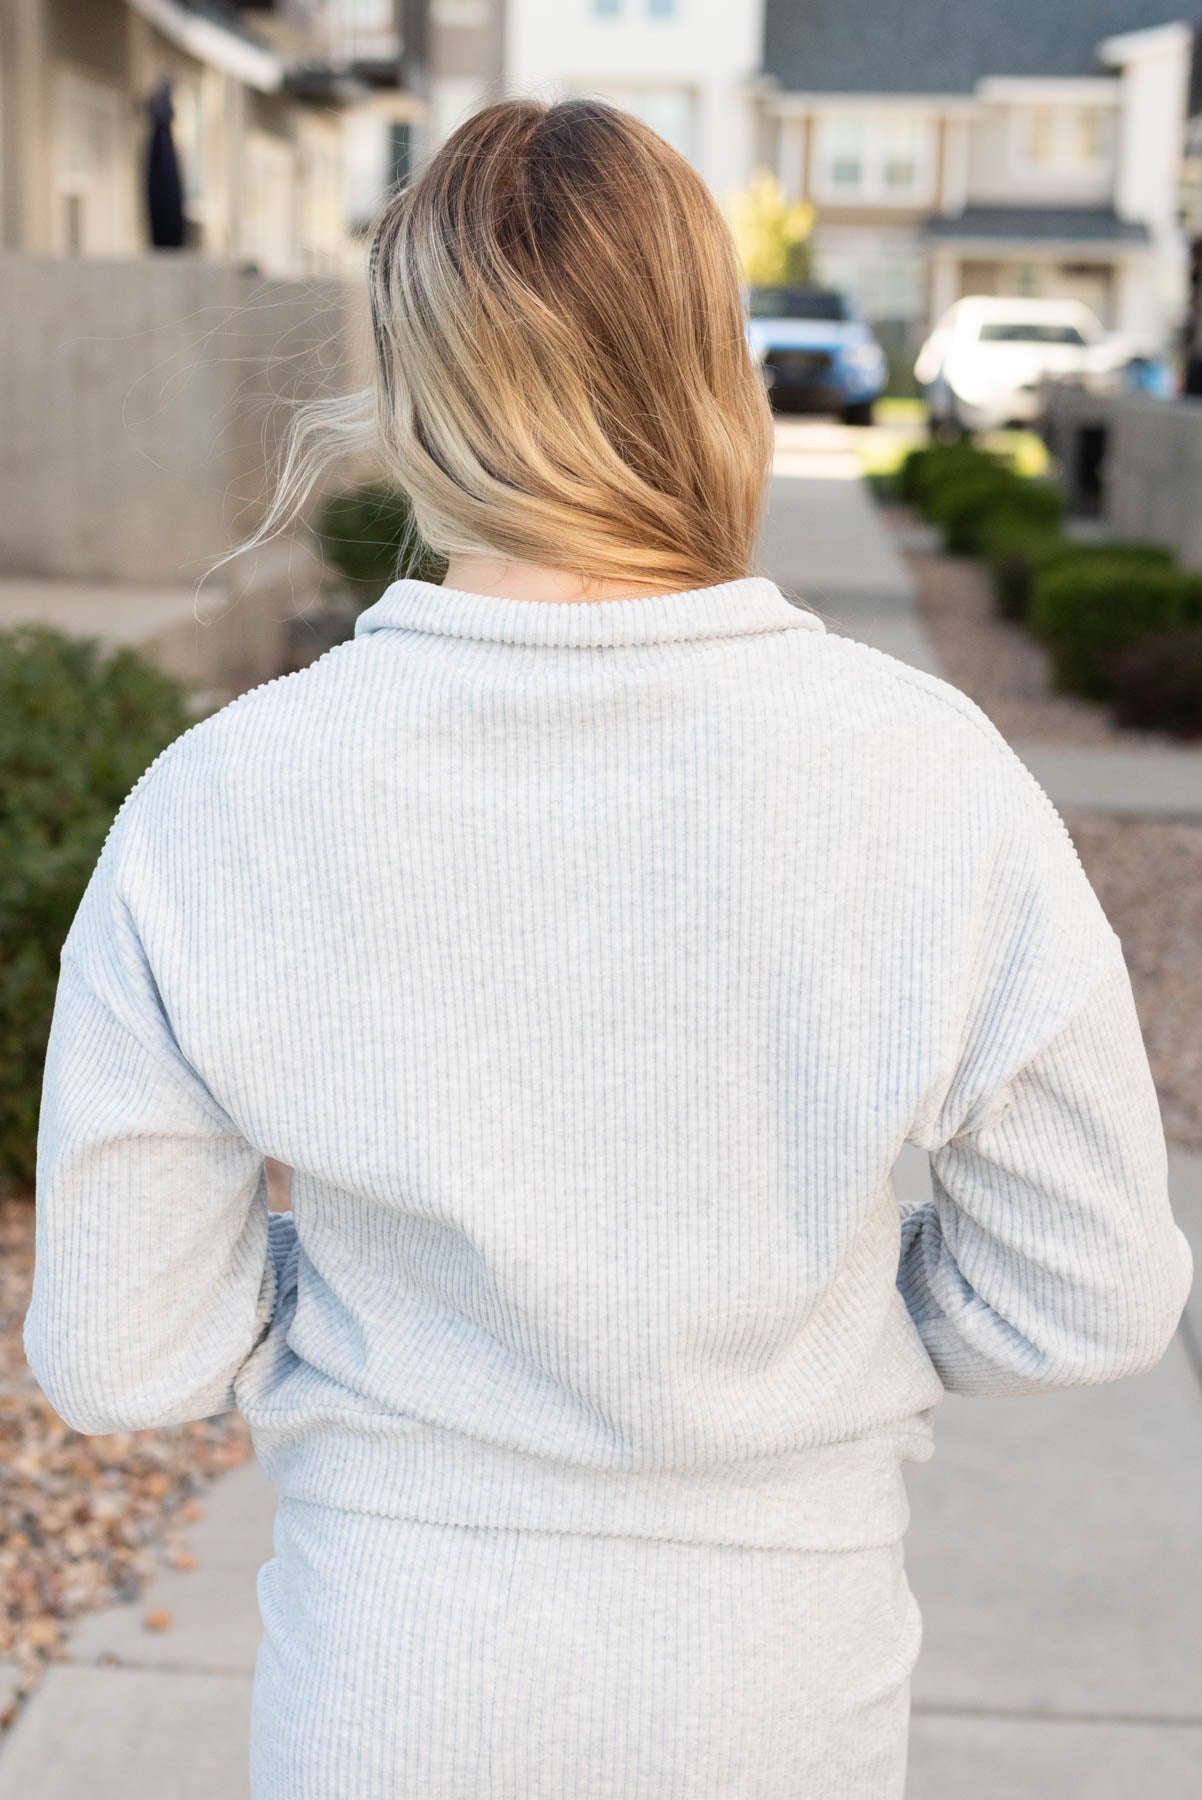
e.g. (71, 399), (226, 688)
(95, 636), (363, 867)
(810, 631), (1097, 883)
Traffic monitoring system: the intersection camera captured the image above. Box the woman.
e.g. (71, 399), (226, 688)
(25, 98), (1192, 1798)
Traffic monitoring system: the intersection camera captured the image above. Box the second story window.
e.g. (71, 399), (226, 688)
(1015, 101), (1115, 172)
(1026, 106), (1056, 163)
(1076, 105), (1113, 163)
(647, 0), (677, 15)
(816, 114), (933, 204)
(591, 0), (621, 15)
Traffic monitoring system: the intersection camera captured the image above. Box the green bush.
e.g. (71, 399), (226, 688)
(979, 520), (1066, 622)
(1029, 559), (1202, 700)
(0, 628), (194, 1193)
(981, 525), (1174, 624)
(1106, 630), (1202, 738)
(317, 483), (446, 602)
(897, 442), (1003, 509)
(927, 472), (1064, 556)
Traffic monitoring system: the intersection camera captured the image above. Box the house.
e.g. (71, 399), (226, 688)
(756, 1), (1195, 358)
(501, 0), (765, 206)
(0, 0), (427, 271)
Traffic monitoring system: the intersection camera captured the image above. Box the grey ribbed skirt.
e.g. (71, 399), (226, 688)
(249, 1497), (922, 1799)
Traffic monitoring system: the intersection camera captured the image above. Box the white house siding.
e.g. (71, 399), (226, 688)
(1102, 24), (1192, 348)
(503, 0), (765, 206)
(965, 81), (1119, 209)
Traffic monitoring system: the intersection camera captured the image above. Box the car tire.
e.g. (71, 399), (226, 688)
(841, 399), (875, 427)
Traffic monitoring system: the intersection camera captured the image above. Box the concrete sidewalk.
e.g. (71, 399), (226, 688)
(900, 1145), (1202, 1799)
(0, 1456), (273, 1799)
(763, 426), (1202, 822)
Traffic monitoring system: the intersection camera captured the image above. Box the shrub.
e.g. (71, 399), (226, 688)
(0, 628), (194, 1193)
(979, 520), (1066, 622)
(1106, 631), (1202, 738)
(316, 483), (446, 601)
(927, 472), (1064, 556)
(1029, 559), (1202, 701)
(897, 442), (1003, 509)
(981, 525), (1174, 625)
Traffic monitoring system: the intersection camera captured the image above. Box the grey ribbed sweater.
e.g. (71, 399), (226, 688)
(24, 576), (1193, 1552)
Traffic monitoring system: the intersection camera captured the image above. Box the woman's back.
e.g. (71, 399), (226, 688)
(23, 93), (1192, 1798)
(28, 570), (1190, 1554)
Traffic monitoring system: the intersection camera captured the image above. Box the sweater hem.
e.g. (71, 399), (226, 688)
(244, 1414), (936, 1553)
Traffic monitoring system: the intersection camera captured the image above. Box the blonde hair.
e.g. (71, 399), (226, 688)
(255, 96), (775, 593)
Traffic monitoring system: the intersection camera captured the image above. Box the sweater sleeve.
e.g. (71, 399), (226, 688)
(23, 790), (297, 1436)
(899, 754), (1193, 1398)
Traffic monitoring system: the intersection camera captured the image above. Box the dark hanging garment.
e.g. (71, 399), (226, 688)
(146, 78), (185, 250)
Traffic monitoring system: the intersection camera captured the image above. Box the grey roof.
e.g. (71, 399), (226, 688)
(762, 2), (1187, 94)
(926, 205), (1150, 243)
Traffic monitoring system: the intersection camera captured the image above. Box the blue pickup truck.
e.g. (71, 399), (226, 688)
(745, 287), (887, 425)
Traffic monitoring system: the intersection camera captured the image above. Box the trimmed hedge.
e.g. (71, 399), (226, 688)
(1106, 631), (1202, 738)
(926, 471), (1064, 556)
(894, 432), (1202, 734)
(981, 522), (1174, 624)
(317, 483), (446, 601)
(0, 628), (194, 1193)
(897, 442), (1004, 509)
(1029, 559), (1202, 701)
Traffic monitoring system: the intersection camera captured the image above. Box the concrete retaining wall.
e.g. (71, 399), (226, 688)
(1043, 381), (1202, 569)
(0, 252), (375, 683)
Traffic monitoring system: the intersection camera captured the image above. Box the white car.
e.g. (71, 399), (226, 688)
(914, 296), (1136, 432)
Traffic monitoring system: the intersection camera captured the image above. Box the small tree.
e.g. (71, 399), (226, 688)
(727, 169), (815, 289)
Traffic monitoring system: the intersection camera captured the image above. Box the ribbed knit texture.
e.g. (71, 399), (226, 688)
(25, 574), (1194, 1551)
(249, 1499), (920, 1798)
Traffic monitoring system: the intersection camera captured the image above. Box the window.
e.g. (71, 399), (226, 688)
(815, 242), (924, 322)
(978, 321), (1087, 345)
(299, 123), (345, 273)
(647, 0), (677, 15)
(748, 289), (850, 321)
(431, 0), (491, 24)
(341, 0), (394, 24)
(389, 121), (412, 188)
(826, 128), (862, 192)
(242, 131), (297, 274)
(591, 0), (621, 14)
(55, 72), (126, 255)
(1026, 106), (1056, 163)
(815, 114), (932, 203)
(1076, 105), (1112, 163)
(1016, 101), (1115, 171)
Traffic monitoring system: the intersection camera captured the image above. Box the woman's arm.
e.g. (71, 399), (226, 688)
(899, 752), (1193, 1397)
(23, 798), (291, 1436)
(900, 952), (1192, 1395)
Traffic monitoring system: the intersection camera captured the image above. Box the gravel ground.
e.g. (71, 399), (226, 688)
(890, 509), (1193, 751)
(1065, 810), (1202, 1155)
(0, 1198), (255, 1731)
(0, 1160), (293, 1731)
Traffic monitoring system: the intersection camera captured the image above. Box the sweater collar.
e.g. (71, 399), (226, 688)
(353, 576), (826, 650)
